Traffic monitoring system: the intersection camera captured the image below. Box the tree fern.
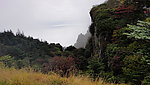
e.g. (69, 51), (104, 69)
(123, 21), (150, 40)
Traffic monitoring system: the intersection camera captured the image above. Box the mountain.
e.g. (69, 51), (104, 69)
(74, 31), (91, 48)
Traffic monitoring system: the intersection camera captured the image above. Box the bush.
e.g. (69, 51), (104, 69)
(123, 55), (148, 85)
(43, 56), (76, 77)
(143, 75), (150, 84)
(87, 57), (105, 79)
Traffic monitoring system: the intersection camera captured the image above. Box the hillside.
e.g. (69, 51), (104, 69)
(0, 31), (66, 69)
(0, 31), (88, 75)
(0, 31), (63, 58)
(84, 0), (150, 84)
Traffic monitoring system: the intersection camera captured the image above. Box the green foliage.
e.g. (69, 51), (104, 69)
(0, 0), (150, 84)
(0, 55), (16, 67)
(123, 55), (148, 84)
(0, 31), (63, 59)
(106, 0), (120, 8)
(89, 4), (117, 36)
(124, 0), (150, 8)
(88, 1), (150, 84)
(142, 56), (150, 65)
(123, 21), (150, 40)
(0, 81), (9, 85)
(87, 57), (105, 79)
(145, 18), (150, 22)
(143, 74), (150, 84)
(105, 44), (119, 57)
(0, 31), (66, 70)
(0, 56), (31, 69)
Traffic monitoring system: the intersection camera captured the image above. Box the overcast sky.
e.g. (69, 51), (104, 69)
(0, 0), (106, 46)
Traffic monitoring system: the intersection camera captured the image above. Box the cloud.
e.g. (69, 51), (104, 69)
(0, 0), (106, 46)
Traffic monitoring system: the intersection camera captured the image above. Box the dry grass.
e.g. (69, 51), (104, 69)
(0, 67), (127, 85)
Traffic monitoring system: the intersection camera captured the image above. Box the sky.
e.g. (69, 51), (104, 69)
(0, 0), (106, 46)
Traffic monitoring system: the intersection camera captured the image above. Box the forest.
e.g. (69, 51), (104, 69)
(0, 0), (150, 85)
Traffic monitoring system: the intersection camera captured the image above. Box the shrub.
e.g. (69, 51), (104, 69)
(87, 57), (105, 79)
(143, 75), (150, 84)
(123, 55), (148, 85)
(43, 56), (76, 77)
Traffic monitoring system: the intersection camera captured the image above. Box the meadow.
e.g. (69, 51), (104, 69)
(0, 67), (127, 85)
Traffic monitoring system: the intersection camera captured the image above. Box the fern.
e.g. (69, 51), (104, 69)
(123, 21), (150, 40)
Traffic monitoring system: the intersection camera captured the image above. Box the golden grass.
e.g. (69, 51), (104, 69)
(0, 67), (127, 85)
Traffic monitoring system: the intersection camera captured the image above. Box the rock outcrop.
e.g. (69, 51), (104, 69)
(74, 31), (91, 48)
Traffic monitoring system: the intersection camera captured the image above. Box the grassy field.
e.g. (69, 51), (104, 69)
(0, 67), (127, 85)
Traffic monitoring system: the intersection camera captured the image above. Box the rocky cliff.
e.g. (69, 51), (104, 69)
(74, 31), (91, 48)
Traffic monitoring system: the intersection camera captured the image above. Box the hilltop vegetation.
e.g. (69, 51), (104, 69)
(85, 0), (150, 84)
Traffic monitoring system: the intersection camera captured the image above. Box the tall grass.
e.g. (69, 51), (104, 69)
(0, 67), (127, 85)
